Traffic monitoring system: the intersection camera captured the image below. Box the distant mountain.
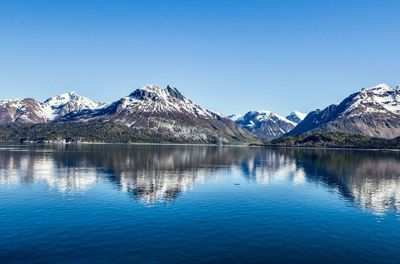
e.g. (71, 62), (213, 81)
(0, 98), (49, 124)
(286, 111), (307, 124)
(229, 110), (297, 140)
(227, 114), (242, 122)
(44, 92), (100, 119)
(288, 84), (400, 139)
(0, 92), (100, 125)
(0, 85), (256, 144)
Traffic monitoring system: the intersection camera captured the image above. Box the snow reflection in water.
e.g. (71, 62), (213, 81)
(0, 144), (399, 214)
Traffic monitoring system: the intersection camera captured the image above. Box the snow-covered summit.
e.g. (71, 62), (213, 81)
(45, 91), (99, 108)
(0, 91), (101, 124)
(129, 85), (185, 101)
(0, 98), (51, 124)
(43, 91), (100, 119)
(121, 84), (216, 119)
(361, 83), (393, 94)
(286, 111), (307, 124)
(230, 110), (297, 140)
(345, 83), (400, 116)
(239, 110), (296, 125)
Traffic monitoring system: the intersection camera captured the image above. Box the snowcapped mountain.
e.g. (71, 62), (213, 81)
(286, 111), (307, 124)
(61, 85), (221, 123)
(58, 85), (255, 144)
(288, 84), (400, 139)
(0, 98), (50, 124)
(229, 110), (297, 140)
(44, 91), (100, 119)
(0, 92), (100, 125)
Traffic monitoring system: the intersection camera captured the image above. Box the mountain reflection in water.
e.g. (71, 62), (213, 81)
(0, 144), (399, 214)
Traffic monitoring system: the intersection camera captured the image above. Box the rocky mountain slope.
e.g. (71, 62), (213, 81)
(288, 84), (400, 139)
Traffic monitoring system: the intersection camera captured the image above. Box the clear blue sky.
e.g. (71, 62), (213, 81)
(0, 0), (399, 115)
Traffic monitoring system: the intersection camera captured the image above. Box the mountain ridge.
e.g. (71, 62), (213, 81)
(2, 82), (400, 144)
(0, 91), (100, 124)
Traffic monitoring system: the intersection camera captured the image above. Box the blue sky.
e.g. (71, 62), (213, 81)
(0, 0), (399, 115)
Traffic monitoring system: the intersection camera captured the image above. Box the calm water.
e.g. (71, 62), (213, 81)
(0, 144), (399, 264)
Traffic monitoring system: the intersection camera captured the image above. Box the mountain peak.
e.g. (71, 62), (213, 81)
(44, 91), (82, 104)
(286, 111), (307, 124)
(231, 110), (297, 139)
(43, 91), (100, 119)
(129, 84), (187, 101)
(140, 84), (163, 92)
(362, 83), (393, 94)
(129, 84), (165, 99)
(165, 85), (185, 100)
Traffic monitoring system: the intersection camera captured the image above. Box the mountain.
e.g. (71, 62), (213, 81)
(0, 85), (255, 144)
(287, 84), (400, 139)
(286, 111), (307, 124)
(0, 98), (50, 124)
(44, 91), (100, 119)
(60, 84), (256, 144)
(0, 92), (100, 125)
(62, 85), (218, 123)
(229, 110), (297, 140)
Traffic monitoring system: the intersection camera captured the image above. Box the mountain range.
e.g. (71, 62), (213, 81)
(228, 111), (306, 140)
(0, 85), (255, 144)
(0, 92), (100, 124)
(0, 83), (399, 146)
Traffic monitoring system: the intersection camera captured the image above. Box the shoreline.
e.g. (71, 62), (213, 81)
(250, 143), (400, 152)
(0, 141), (252, 147)
(0, 141), (399, 151)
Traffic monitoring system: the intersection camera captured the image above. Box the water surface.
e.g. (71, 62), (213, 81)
(0, 144), (399, 263)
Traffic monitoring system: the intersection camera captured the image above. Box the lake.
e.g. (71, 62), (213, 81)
(0, 144), (399, 263)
